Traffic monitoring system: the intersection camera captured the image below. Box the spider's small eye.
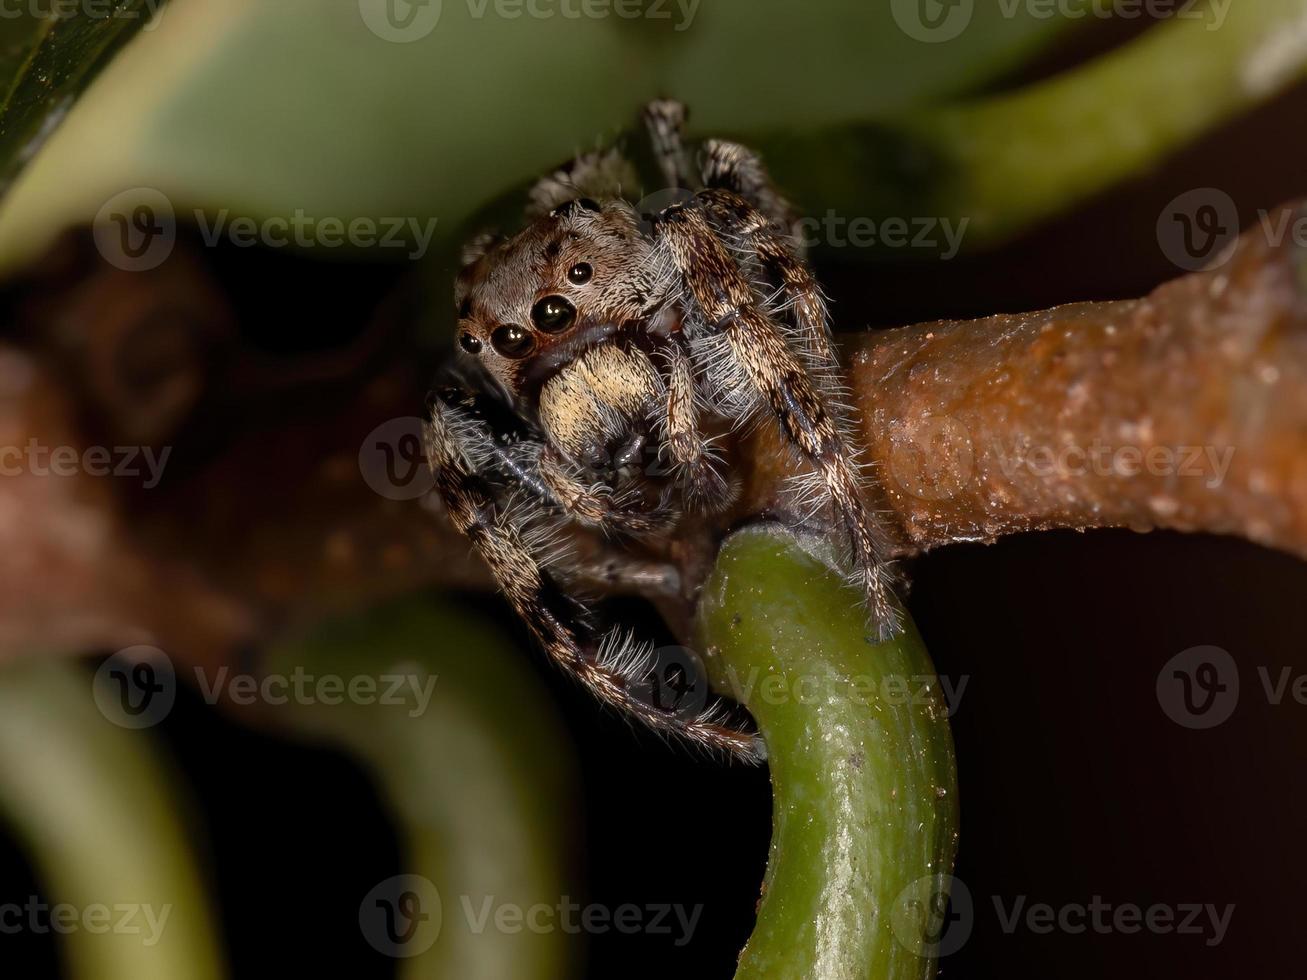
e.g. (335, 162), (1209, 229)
(491, 324), (534, 358)
(568, 263), (593, 285)
(458, 332), (481, 354)
(532, 295), (576, 333)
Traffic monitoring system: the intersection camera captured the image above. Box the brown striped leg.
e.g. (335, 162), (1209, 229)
(660, 341), (731, 510)
(653, 204), (902, 638)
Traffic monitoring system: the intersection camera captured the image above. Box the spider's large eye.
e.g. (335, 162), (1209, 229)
(568, 263), (593, 285)
(491, 324), (534, 358)
(532, 295), (576, 333)
(458, 332), (481, 354)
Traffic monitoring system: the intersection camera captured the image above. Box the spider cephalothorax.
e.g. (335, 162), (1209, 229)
(426, 101), (900, 761)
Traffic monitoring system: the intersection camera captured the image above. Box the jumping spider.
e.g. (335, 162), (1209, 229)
(425, 101), (899, 762)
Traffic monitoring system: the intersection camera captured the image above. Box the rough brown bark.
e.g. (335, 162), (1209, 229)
(849, 201), (1307, 560)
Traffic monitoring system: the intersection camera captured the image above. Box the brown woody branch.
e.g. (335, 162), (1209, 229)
(848, 200), (1307, 560)
(3, 205), (1307, 666)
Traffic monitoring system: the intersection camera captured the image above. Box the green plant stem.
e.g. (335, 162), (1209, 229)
(266, 597), (574, 980)
(761, 0), (1307, 248)
(699, 526), (959, 980)
(0, 659), (224, 980)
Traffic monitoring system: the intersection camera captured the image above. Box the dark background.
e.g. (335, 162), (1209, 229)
(5, 20), (1307, 980)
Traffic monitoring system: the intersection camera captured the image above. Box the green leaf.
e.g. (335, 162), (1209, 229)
(0, 0), (165, 197)
(0, 0), (1076, 268)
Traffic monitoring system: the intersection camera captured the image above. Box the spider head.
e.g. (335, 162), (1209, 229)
(453, 199), (657, 405)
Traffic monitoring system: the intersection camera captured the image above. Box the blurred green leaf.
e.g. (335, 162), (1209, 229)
(0, 0), (1077, 267)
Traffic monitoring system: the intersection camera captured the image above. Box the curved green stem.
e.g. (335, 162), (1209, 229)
(700, 526), (959, 980)
(0, 659), (225, 980)
(761, 0), (1307, 248)
(265, 596), (574, 980)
